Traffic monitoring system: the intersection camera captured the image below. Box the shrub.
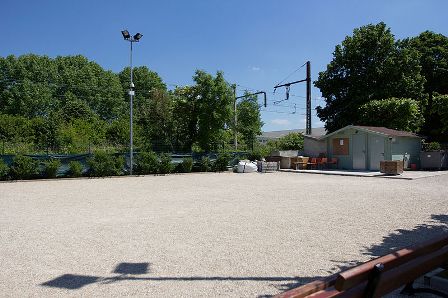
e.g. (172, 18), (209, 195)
(277, 132), (304, 151)
(426, 142), (442, 151)
(213, 153), (231, 172)
(248, 150), (263, 161)
(135, 151), (159, 174)
(115, 156), (125, 175)
(0, 159), (9, 180)
(159, 153), (174, 174)
(43, 159), (61, 178)
(9, 155), (39, 180)
(87, 151), (124, 177)
(358, 98), (425, 132)
(199, 156), (212, 172)
(68, 160), (83, 177)
(177, 157), (193, 173)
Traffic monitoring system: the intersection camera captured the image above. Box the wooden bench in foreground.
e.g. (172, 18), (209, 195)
(275, 234), (448, 298)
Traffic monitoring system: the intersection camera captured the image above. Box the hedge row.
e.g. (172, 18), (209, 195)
(0, 152), (232, 181)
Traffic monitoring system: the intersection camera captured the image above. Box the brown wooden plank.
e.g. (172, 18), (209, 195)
(307, 284), (365, 298)
(274, 274), (338, 298)
(375, 245), (448, 297)
(335, 234), (448, 291)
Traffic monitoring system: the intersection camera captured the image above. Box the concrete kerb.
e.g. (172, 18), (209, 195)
(0, 170), (236, 184)
(279, 168), (448, 180)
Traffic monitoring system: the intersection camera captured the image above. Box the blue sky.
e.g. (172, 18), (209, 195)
(2, 0), (447, 131)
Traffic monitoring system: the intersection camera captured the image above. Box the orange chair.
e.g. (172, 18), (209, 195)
(308, 157), (318, 169)
(318, 157), (328, 169)
(327, 157), (338, 169)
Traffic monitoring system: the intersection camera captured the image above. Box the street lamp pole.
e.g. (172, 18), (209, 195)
(121, 30), (143, 175)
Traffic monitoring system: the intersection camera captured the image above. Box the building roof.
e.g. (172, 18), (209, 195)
(320, 125), (421, 139)
(355, 126), (420, 138)
(258, 127), (326, 140)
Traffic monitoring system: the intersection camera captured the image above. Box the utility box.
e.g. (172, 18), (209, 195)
(420, 151), (447, 170)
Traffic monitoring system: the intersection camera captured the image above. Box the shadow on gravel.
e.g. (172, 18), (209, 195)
(265, 214), (448, 297)
(41, 274), (100, 289)
(39, 216), (448, 295)
(362, 214), (448, 258)
(41, 261), (300, 290)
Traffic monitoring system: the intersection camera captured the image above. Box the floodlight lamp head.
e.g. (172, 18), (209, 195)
(133, 33), (143, 41)
(121, 30), (130, 40)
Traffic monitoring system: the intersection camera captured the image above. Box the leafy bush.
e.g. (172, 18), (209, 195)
(0, 159), (9, 180)
(68, 161), (83, 177)
(248, 150), (263, 161)
(9, 155), (39, 180)
(358, 98), (424, 132)
(432, 94), (448, 134)
(87, 151), (124, 177)
(135, 151), (159, 174)
(213, 153), (231, 172)
(177, 157), (193, 173)
(277, 132), (304, 151)
(199, 156), (212, 172)
(43, 158), (61, 178)
(426, 142), (442, 151)
(159, 153), (174, 174)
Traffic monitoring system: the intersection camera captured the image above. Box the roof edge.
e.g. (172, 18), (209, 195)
(320, 125), (421, 139)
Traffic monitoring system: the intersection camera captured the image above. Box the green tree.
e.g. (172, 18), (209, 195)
(277, 132), (304, 151)
(0, 114), (35, 153)
(119, 66), (171, 150)
(358, 98), (424, 132)
(431, 94), (448, 137)
(171, 71), (234, 152)
(105, 117), (130, 150)
(404, 31), (448, 140)
(58, 118), (105, 153)
(0, 54), (124, 121)
(236, 92), (263, 150)
(315, 22), (425, 132)
(171, 86), (198, 151)
(0, 54), (57, 117)
(406, 31), (448, 98)
(193, 70), (233, 152)
(54, 55), (124, 121)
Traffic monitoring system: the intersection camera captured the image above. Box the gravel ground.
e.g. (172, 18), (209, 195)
(1, 172), (447, 297)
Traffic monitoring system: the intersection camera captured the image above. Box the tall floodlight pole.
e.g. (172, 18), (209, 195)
(233, 85), (237, 150)
(121, 30), (143, 175)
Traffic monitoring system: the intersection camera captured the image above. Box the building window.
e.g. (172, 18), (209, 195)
(333, 138), (349, 155)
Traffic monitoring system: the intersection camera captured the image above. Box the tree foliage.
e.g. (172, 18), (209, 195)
(405, 31), (448, 97)
(9, 155), (39, 180)
(193, 70), (234, 151)
(315, 22), (425, 132)
(0, 54), (262, 154)
(262, 132), (304, 153)
(236, 92), (263, 150)
(404, 31), (448, 140)
(357, 98), (424, 132)
(431, 94), (448, 136)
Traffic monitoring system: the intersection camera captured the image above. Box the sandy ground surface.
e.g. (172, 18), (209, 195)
(1, 172), (447, 297)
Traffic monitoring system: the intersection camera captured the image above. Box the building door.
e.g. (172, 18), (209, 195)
(369, 135), (385, 170)
(352, 134), (366, 170)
